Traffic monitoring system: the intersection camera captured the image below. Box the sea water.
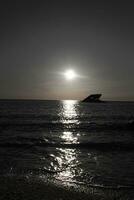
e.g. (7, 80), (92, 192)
(0, 100), (134, 191)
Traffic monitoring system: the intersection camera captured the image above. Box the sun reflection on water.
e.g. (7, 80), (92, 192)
(60, 100), (80, 144)
(54, 100), (81, 184)
(61, 131), (79, 144)
(59, 100), (79, 124)
(40, 100), (82, 185)
(54, 148), (80, 183)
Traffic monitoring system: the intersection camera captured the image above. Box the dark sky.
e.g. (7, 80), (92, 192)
(0, 0), (134, 100)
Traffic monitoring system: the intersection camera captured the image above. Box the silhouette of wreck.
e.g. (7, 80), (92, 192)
(82, 94), (102, 102)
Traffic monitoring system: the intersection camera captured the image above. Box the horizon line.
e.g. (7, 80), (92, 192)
(0, 98), (134, 102)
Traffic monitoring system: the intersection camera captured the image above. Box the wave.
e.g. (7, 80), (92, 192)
(55, 179), (134, 190)
(1, 174), (134, 191)
(0, 121), (134, 131)
(0, 139), (134, 151)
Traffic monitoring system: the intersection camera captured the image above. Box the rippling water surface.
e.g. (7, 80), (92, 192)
(0, 100), (134, 190)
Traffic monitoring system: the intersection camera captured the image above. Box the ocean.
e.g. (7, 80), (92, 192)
(0, 100), (134, 199)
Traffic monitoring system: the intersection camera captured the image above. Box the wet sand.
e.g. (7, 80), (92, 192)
(0, 176), (132, 200)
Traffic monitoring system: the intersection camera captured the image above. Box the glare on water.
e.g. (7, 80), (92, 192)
(61, 131), (79, 144)
(56, 100), (81, 183)
(54, 148), (82, 184)
(59, 100), (79, 124)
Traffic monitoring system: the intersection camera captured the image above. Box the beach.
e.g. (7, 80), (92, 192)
(0, 175), (133, 200)
(0, 100), (134, 199)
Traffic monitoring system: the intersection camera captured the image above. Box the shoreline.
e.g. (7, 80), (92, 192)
(0, 175), (133, 200)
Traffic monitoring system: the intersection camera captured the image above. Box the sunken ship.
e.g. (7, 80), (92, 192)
(82, 94), (102, 102)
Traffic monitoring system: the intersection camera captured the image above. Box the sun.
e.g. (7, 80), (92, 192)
(64, 69), (76, 80)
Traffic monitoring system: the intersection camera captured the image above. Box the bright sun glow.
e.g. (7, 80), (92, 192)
(64, 69), (76, 80)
